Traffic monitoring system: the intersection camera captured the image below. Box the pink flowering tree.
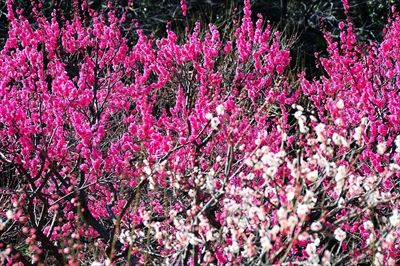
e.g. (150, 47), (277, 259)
(0, 0), (399, 265)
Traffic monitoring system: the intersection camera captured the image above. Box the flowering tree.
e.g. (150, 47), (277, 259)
(0, 0), (399, 265)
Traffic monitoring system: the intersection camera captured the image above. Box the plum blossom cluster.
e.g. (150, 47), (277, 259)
(0, 0), (399, 265)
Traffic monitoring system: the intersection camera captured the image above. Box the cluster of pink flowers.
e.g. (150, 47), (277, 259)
(0, 0), (399, 265)
(180, 0), (187, 17)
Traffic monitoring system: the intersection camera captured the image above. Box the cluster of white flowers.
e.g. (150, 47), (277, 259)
(90, 259), (111, 266)
(331, 132), (349, 147)
(351, 118), (368, 141)
(346, 175), (363, 198)
(321, 250), (332, 266)
(296, 204), (309, 219)
(205, 169), (216, 192)
(205, 104), (225, 130)
(206, 113), (220, 130)
(260, 235), (272, 251)
(118, 229), (135, 245)
(374, 252), (384, 265)
(203, 102), (397, 265)
(306, 242), (319, 264)
(300, 229), (323, 264)
(244, 146), (286, 181)
(334, 165), (347, 194)
(293, 105), (309, 134)
(363, 175), (377, 191)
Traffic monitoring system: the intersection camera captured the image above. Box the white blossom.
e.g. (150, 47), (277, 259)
(353, 126), (363, 140)
(216, 104), (225, 115)
(336, 99), (344, 109)
(361, 117), (368, 125)
(211, 117), (220, 129)
(270, 225), (280, 240)
(332, 133), (341, 145)
(294, 110), (303, 120)
(340, 136), (349, 148)
(206, 230), (216, 241)
(396, 135), (400, 152)
(0, 219), (7, 231)
(388, 258), (397, 266)
(244, 157), (254, 167)
(315, 123), (326, 142)
(298, 232), (309, 241)
(363, 175), (377, 191)
(314, 236), (321, 246)
(260, 236), (272, 250)
(228, 240), (240, 253)
(296, 204), (309, 218)
(288, 215), (299, 229)
(335, 118), (344, 126)
(335, 165), (347, 183)
(385, 231), (396, 245)
(306, 170), (318, 182)
(389, 163), (400, 171)
(311, 221), (323, 231)
(374, 252), (384, 266)
(389, 209), (400, 227)
(254, 161), (263, 170)
(338, 197), (346, 208)
(366, 232), (376, 246)
(377, 142), (387, 155)
(6, 210), (13, 220)
(299, 120), (309, 134)
(277, 207), (287, 220)
(286, 186), (295, 201)
(306, 243), (316, 256)
(334, 228), (346, 242)
(321, 250), (331, 266)
(306, 243), (319, 263)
